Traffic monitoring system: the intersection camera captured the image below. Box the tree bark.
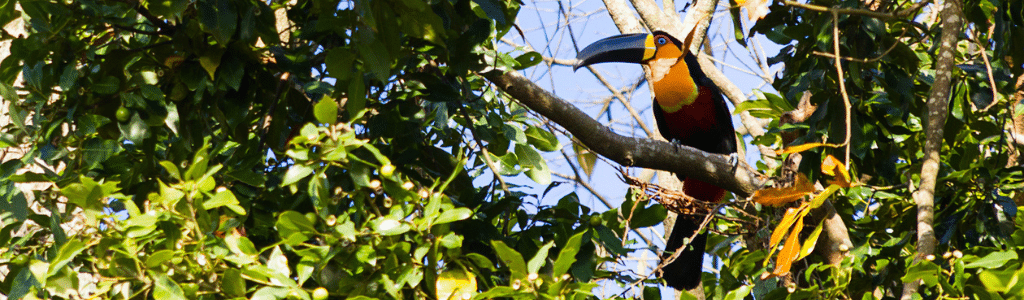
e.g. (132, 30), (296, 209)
(901, 0), (963, 298)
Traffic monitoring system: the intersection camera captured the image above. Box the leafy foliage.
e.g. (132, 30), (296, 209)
(1, 0), (1023, 299)
(0, 0), (658, 299)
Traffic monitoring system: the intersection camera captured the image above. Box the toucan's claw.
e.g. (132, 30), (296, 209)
(727, 153), (739, 168)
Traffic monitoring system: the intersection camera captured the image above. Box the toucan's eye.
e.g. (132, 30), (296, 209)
(657, 37), (667, 45)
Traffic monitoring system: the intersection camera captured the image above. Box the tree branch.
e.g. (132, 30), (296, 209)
(901, 0), (962, 297)
(484, 70), (767, 198)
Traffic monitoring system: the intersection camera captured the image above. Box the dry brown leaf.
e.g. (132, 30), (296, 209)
(736, 0), (770, 22)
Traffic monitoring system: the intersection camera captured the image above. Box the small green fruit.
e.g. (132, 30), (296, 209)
(312, 287), (329, 300)
(11, 254), (29, 266)
(588, 214), (602, 227)
(380, 164), (395, 177)
(116, 107), (130, 122)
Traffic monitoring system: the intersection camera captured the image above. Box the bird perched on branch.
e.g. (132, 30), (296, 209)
(573, 30), (737, 290)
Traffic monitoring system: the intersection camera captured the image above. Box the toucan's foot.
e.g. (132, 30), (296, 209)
(727, 153), (739, 168)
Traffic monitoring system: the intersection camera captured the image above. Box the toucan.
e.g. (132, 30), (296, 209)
(573, 31), (737, 290)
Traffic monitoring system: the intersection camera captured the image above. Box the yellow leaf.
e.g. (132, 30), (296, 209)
(437, 269), (477, 300)
(821, 155), (852, 188)
(752, 173), (814, 207)
(775, 142), (839, 155)
(773, 216), (804, 276)
(770, 206), (802, 247)
(809, 184), (841, 209)
(798, 220), (825, 260)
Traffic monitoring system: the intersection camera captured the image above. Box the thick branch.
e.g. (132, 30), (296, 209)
(901, 0), (962, 298)
(484, 71), (767, 197)
(602, 0), (645, 33)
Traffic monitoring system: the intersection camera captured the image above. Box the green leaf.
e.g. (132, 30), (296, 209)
(140, 84), (165, 101)
(219, 54), (244, 91)
(729, 4), (748, 47)
(326, 49), (355, 80)
(267, 246), (290, 278)
(902, 260), (940, 287)
(296, 256), (316, 285)
(964, 251), (1018, 269)
(491, 240), (527, 279)
(470, 0), (506, 25)
(47, 239), (86, 278)
(516, 144), (550, 185)
(487, 151), (520, 175)
(553, 231), (584, 276)
(199, 48), (225, 80)
(978, 268), (1017, 292)
(528, 242), (554, 274)
(620, 200), (667, 229)
(314, 96), (339, 124)
(373, 217), (411, 236)
(59, 64), (78, 91)
(251, 286), (290, 300)
(573, 142), (596, 178)
(435, 207), (473, 224)
(355, 30), (391, 83)
(119, 112), (150, 143)
(222, 268), (246, 297)
(276, 211), (316, 245)
(198, 0), (237, 44)
(514, 52), (543, 70)
(724, 284), (753, 300)
(145, 250), (176, 268)
(525, 125), (560, 151)
(401, 9), (445, 45)
(93, 76), (120, 94)
(151, 272), (187, 300)
(503, 124), (527, 144)
(281, 164), (314, 186)
(148, 0), (190, 18)
(347, 74), (367, 119)
(204, 189), (245, 215)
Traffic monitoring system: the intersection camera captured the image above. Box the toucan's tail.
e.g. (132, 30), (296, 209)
(661, 178), (725, 290)
(661, 216), (707, 290)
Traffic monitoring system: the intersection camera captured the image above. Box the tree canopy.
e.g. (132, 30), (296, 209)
(0, 0), (1023, 299)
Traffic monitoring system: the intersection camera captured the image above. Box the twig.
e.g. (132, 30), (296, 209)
(457, 105), (510, 192)
(112, 24), (163, 35)
(977, 35), (999, 112)
(784, 0), (896, 20)
(135, 5), (176, 35)
(831, 9), (853, 166)
(894, 0), (933, 18)
(585, 66), (655, 137)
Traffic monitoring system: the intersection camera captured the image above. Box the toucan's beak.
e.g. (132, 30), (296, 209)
(573, 33), (656, 71)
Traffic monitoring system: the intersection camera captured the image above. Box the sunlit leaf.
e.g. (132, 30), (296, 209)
(752, 173), (814, 206)
(772, 216), (803, 276)
(775, 142), (839, 155)
(436, 269), (477, 300)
